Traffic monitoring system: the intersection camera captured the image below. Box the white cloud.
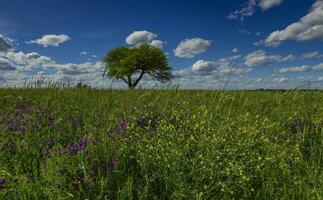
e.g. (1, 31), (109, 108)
(192, 60), (216, 71)
(0, 49), (108, 87)
(173, 38), (212, 58)
(0, 34), (13, 52)
(2, 51), (52, 71)
(264, 0), (323, 47)
(227, 0), (258, 20)
(301, 51), (323, 59)
(37, 71), (45, 75)
(227, 0), (283, 20)
(281, 54), (297, 62)
(80, 51), (90, 56)
(126, 30), (157, 46)
(259, 0), (283, 10)
(149, 40), (163, 49)
(27, 34), (71, 47)
(79, 51), (98, 60)
(278, 65), (310, 73)
(313, 63), (323, 70)
(191, 55), (250, 75)
(238, 29), (252, 35)
(217, 56), (251, 75)
(55, 61), (104, 76)
(0, 57), (15, 70)
(232, 48), (239, 53)
(244, 50), (296, 67)
(244, 50), (281, 67)
(125, 31), (165, 49)
(273, 77), (289, 82)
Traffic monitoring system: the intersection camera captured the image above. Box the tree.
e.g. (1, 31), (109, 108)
(103, 44), (172, 89)
(75, 81), (91, 89)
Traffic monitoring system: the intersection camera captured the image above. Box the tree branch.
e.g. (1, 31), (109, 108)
(120, 76), (129, 85)
(133, 70), (145, 88)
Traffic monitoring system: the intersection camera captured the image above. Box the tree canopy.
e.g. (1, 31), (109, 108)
(103, 44), (172, 89)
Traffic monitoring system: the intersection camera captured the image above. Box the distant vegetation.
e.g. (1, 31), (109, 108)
(75, 81), (91, 90)
(0, 89), (322, 199)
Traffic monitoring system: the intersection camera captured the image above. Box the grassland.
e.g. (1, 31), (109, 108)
(0, 88), (322, 199)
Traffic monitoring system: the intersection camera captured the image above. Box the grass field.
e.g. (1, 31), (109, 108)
(0, 88), (322, 199)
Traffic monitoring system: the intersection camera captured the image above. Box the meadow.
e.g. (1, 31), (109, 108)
(0, 88), (322, 199)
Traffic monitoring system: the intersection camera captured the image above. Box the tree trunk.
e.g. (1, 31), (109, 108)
(132, 70), (145, 89)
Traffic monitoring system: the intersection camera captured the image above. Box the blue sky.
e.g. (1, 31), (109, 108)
(0, 0), (322, 89)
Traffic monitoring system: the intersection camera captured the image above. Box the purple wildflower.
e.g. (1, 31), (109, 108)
(0, 179), (5, 188)
(102, 161), (108, 174)
(117, 120), (127, 133)
(107, 129), (113, 136)
(109, 159), (117, 172)
(58, 139), (87, 156)
(44, 139), (55, 157)
(7, 120), (18, 132)
(92, 136), (100, 145)
(78, 140), (86, 150)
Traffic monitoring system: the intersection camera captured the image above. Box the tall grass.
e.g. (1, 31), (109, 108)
(0, 88), (322, 199)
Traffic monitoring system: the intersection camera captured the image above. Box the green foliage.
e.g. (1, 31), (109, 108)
(0, 89), (322, 199)
(75, 81), (91, 89)
(103, 45), (172, 89)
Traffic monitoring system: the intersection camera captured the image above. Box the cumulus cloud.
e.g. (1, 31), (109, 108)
(173, 55), (246, 87)
(173, 38), (212, 58)
(273, 77), (289, 83)
(55, 62), (104, 76)
(190, 55), (250, 76)
(216, 55), (252, 75)
(244, 50), (280, 67)
(125, 31), (164, 49)
(27, 34), (71, 47)
(278, 65), (310, 73)
(244, 50), (296, 67)
(192, 60), (216, 71)
(0, 34), (13, 52)
(0, 49), (104, 77)
(0, 49), (108, 87)
(259, 0), (283, 10)
(2, 51), (52, 71)
(281, 54), (297, 62)
(0, 57), (15, 70)
(149, 40), (163, 49)
(313, 63), (323, 70)
(264, 0), (323, 47)
(301, 51), (323, 59)
(227, 0), (283, 20)
(126, 30), (157, 46)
